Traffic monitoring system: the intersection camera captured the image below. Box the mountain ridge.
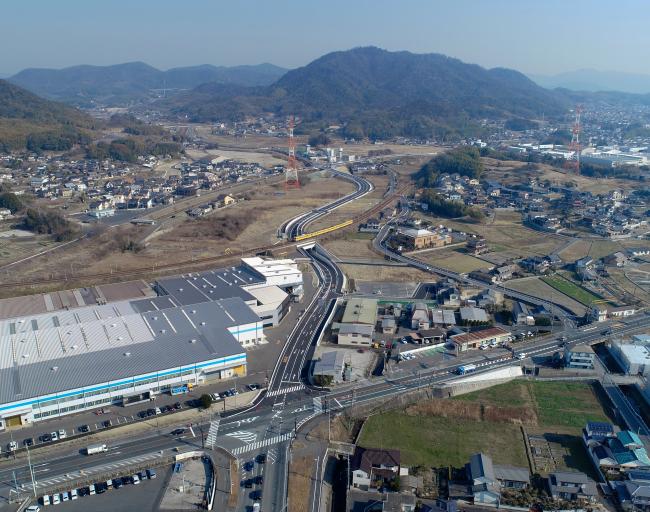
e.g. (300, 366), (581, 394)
(9, 62), (288, 107)
(166, 46), (569, 139)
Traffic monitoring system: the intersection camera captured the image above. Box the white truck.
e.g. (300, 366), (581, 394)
(85, 443), (108, 455)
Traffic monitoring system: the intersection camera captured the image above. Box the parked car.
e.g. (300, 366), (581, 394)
(173, 402), (182, 410)
(58, 429), (66, 439)
(78, 424), (90, 433)
(171, 428), (186, 436)
(8, 441), (17, 451)
(61, 491), (69, 501)
(516, 353), (526, 360)
(256, 453), (267, 464)
(23, 438), (34, 447)
(102, 420), (112, 428)
(52, 494), (60, 505)
(113, 478), (123, 489)
(247, 383), (260, 391)
(41, 433), (52, 443)
(50, 432), (58, 442)
(146, 468), (157, 479)
(70, 489), (78, 500)
(255, 475), (264, 485)
(132, 474), (141, 485)
(244, 478), (253, 488)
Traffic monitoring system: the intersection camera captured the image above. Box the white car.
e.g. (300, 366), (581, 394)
(50, 431), (58, 442)
(61, 492), (69, 502)
(41, 496), (51, 506)
(52, 494), (60, 505)
(27, 506), (41, 512)
(70, 489), (78, 500)
(132, 474), (141, 485)
(516, 353), (526, 360)
(8, 440), (17, 451)
(58, 429), (66, 439)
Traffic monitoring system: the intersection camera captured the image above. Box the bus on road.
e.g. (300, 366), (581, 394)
(456, 364), (477, 375)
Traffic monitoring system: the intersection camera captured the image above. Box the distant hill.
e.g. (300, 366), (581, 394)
(530, 69), (650, 95)
(0, 79), (98, 152)
(166, 47), (569, 139)
(9, 62), (288, 107)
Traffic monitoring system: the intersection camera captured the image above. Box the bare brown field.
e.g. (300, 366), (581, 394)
(421, 249), (488, 273)
(505, 277), (588, 316)
(482, 158), (638, 195)
(421, 211), (564, 259)
(340, 263), (432, 282)
(306, 174), (390, 233)
(2, 175), (355, 289)
(559, 238), (644, 263)
(185, 147), (285, 167)
(323, 235), (381, 259)
(0, 234), (56, 267)
(287, 448), (313, 512)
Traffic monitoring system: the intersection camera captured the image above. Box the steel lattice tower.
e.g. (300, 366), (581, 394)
(285, 116), (300, 189)
(566, 105), (583, 174)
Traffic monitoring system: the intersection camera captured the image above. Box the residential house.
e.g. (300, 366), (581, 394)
(312, 351), (346, 384)
(411, 303), (431, 330)
(467, 237), (488, 255)
(351, 448), (401, 490)
(513, 301), (535, 326)
(547, 471), (598, 503)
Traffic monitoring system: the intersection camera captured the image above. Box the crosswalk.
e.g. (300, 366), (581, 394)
(226, 430), (258, 443)
(205, 418), (221, 449)
(231, 433), (294, 456)
(266, 384), (304, 397)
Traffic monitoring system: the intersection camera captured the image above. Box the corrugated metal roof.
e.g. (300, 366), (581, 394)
(0, 298), (256, 405)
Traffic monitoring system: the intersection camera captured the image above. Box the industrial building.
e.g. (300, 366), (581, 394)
(394, 227), (451, 251)
(0, 257), (303, 428)
(0, 297), (254, 429)
(337, 298), (377, 345)
(610, 341), (650, 377)
(450, 327), (510, 352)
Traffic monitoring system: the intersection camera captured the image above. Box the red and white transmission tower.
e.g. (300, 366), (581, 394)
(566, 105), (583, 174)
(285, 116), (300, 189)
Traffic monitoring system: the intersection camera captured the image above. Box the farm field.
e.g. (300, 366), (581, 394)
(505, 277), (588, 316)
(457, 380), (610, 434)
(358, 412), (528, 468)
(542, 274), (604, 307)
(558, 239), (622, 263)
(358, 380), (610, 471)
(420, 210), (565, 260)
(421, 249), (487, 274)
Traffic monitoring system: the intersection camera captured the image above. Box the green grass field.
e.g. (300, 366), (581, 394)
(358, 381), (610, 470)
(541, 274), (603, 307)
(358, 413), (528, 468)
(458, 380), (610, 433)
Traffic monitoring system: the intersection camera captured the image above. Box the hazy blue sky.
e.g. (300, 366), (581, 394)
(2, 0), (650, 76)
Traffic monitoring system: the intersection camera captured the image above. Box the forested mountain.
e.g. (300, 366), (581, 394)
(166, 47), (570, 139)
(0, 79), (97, 151)
(9, 62), (287, 107)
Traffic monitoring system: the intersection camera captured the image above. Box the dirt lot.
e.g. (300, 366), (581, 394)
(323, 232), (383, 260)
(340, 263), (432, 283)
(185, 147), (285, 167)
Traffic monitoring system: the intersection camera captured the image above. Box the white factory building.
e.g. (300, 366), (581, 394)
(0, 298), (252, 429)
(0, 257), (303, 428)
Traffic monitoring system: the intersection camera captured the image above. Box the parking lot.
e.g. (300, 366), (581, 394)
(35, 466), (167, 511)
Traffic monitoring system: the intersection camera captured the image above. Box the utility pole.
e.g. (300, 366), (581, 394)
(25, 444), (37, 499)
